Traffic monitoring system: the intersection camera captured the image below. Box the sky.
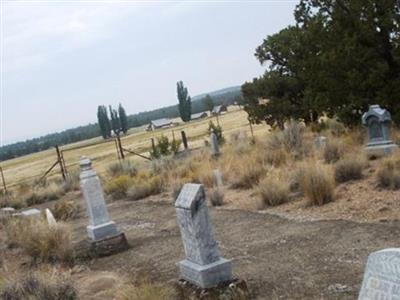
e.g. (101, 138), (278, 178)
(1, 0), (297, 145)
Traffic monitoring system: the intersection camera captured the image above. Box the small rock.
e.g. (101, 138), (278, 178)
(328, 283), (350, 293)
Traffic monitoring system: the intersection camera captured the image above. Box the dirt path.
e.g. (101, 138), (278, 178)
(67, 194), (400, 300)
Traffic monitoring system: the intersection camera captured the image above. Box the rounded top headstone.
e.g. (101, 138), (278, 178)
(175, 183), (205, 212)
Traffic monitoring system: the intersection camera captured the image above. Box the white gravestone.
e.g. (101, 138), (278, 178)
(20, 208), (41, 218)
(358, 248), (400, 300)
(45, 208), (57, 227)
(210, 130), (220, 157)
(175, 183), (232, 288)
(80, 157), (118, 241)
(213, 169), (223, 187)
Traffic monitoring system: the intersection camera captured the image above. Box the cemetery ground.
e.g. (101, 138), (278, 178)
(2, 115), (400, 299)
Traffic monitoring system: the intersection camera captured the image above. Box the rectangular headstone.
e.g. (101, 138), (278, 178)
(358, 248), (400, 300)
(175, 184), (232, 288)
(80, 157), (118, 241)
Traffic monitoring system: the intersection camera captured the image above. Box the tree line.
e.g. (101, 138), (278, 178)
(242, 0), (400, 129)
(0, 88), (240, 161)
(97, 104), (128, 138)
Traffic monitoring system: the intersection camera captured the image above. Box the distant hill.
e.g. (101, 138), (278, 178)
(0, 86), (242, 161)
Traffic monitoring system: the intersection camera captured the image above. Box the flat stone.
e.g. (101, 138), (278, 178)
(358, 248), (400, 300)
(87, 221), (118, 241)
(20, 208), (41, 217)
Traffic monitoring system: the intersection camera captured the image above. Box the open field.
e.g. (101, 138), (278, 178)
(0, 106), (268, 188)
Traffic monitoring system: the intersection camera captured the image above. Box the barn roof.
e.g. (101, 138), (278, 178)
(151, 118), (172, 127)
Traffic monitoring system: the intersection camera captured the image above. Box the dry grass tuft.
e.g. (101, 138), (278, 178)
(334, 155), (365, 183)
(323, 139), (344, 163)
(377, 154), (400, 189)
(300, 162), (335, 206)
(116, 281), (175, 300)
(1, 271), (77, 300)
(53, 200), (81, 221)
(4, 218), (74, 264)
(107, 160), (137, 178)
(104, 175), (133, 200)
(126, 175), (163, 201)
(229, 161), (265, 189)
(208, 188), (225, 206)
(258, 174), (290, 207)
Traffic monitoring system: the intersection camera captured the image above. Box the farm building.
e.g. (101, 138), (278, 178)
(191, 111), (208, 120)
(147, 118), (173, 131)
(211, 105), (228, 115)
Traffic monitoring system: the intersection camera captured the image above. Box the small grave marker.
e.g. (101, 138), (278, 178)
(210, 130), (220, 157)
(175, 183), (232, 288)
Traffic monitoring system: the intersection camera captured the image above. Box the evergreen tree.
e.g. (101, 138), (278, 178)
(118, 103), (128, 134)
(177, 81), (192, 122)
(97, 105), (111, 139)
(109, 105), (121, 136)
(203, 94), (214, 113)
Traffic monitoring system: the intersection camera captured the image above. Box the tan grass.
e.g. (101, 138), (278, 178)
(1, 270), (77, 300)
(53, 200), (81, 221)
(208, 188), (225, 206)
(377, 154), (400, 189)
(299, 162), (335, 206)
(323, 139), (344, 163)
(5, 217), (74, 264)
(115, 281), (175, 300)
(334, 154), (365, 183)
(258, 174), (290, 207)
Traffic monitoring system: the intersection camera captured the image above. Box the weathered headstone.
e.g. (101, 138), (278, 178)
(213, 169), (223, 187)
(175, 184), (232, 288)
(45, 208), (57, 227)
(314, 136), (327, 150)
(362, 105), (398, 157)
(358, 248), (400, 300)
(210, 130), (220, 157)
(80, 157), (118, 241)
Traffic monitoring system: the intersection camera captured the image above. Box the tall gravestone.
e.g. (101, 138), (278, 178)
(80, 157), (118, 241)
(358, 248), (400, 300)
(175, 184), (232, 288)
(210, 130), (220, 157)
(362, 105), (398, 156)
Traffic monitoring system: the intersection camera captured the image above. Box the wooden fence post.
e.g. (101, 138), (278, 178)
(117, 135), (125, 160)
(181, 130), (188, 150)
(0, 166), (8, 195)
(55, 145), (67, 181)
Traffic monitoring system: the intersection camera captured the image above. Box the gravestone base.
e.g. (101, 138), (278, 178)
(87, 221), (118, 241)
(179, 258), (232, 289)
(176, 278), (248, 300)
(75, 232), (129, 259)
(364, 142), (398, 158)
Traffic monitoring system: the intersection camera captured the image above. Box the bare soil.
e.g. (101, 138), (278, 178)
(4, 189), (397, 300)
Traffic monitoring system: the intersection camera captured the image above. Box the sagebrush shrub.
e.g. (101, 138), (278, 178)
(323, 139), (344, 163)
(107, 160), (137, 178)
(334, 155), (365, 183)
(300, 162), (335, 206)
(126, 176), (163, 201)
(53, 200), (80, 221)
(104, 175), (132, 200)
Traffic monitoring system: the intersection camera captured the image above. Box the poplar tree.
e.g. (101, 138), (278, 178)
(177, 81), (192, 122)
(118, 103), (128, 134)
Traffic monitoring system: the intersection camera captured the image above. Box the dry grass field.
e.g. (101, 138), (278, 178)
(0, 105), (267, 188)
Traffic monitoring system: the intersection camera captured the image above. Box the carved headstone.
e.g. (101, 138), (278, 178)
(80, 157), (118, 241)
(362, 105), (398, 156)
(358, 248), (400, 300)
(210, 130), (220, 157)
(175, 184), (232, 288)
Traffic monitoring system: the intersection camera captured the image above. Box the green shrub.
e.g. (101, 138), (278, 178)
(104, 175), (133, 200)
(150, 136), (182, 158)
(208, 121), (224, 145)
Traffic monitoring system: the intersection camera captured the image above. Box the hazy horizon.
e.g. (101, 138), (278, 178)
(1, 1), (297, 145)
